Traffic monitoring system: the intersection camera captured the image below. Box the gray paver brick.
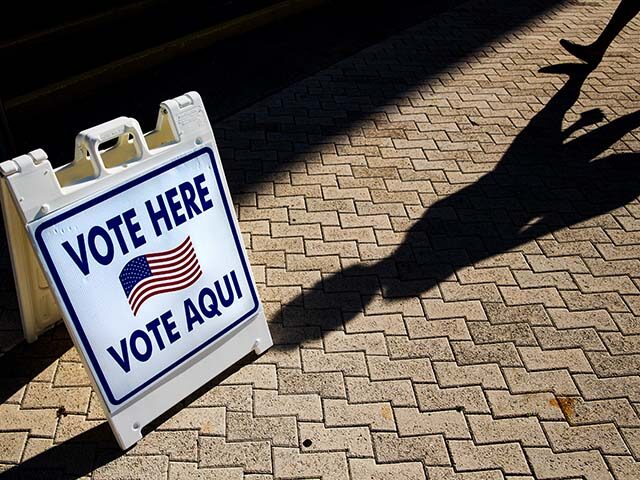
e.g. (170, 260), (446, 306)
(199, 438), (272, 473)
(449, 440), (530, 474)
(299, 423), (374, 458)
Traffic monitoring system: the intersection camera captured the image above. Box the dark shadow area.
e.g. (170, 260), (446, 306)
(4, 0), (467, 162)
(0, 0), (295, 100)
(0, 324), (72, 405)
(278, 62), (640, 345)
(0, 424), (119, 480)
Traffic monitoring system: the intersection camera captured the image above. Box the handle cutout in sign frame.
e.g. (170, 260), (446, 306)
(0, 92), (272, 449)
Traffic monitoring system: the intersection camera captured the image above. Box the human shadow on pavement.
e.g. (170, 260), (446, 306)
(560, 0), (640, 66)
(279, 63), (640, 343)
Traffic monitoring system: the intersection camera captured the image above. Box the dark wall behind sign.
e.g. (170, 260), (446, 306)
(1, 0), (463, 163)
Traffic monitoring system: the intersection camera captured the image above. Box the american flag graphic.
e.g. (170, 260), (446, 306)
(119, 236), (202, 315)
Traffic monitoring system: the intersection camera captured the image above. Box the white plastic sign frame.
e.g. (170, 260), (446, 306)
(0, 92), (272, 449)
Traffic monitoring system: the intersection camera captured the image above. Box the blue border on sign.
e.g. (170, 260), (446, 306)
(34, 147), (259, 406)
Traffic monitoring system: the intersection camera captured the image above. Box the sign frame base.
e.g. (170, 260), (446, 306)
(109, 307), (271, 449)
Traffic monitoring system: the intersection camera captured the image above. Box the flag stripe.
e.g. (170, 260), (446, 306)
(150, 247), (195, 273)
(129, 253), (199, 308)
(147, 238), (192, 266)
(132, 268), (203, 316)
(150, 247), (196, 276)
(146, 236), (191, 260)
(149, 246), (195, 272)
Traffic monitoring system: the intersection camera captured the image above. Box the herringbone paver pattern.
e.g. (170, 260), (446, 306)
(1, 0), (640, 478)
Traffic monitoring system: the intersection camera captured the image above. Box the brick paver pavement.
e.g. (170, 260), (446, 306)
(1, 0), (640, 478)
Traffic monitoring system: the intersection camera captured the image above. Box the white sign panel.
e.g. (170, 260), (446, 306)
(29, 147), (260, 410)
